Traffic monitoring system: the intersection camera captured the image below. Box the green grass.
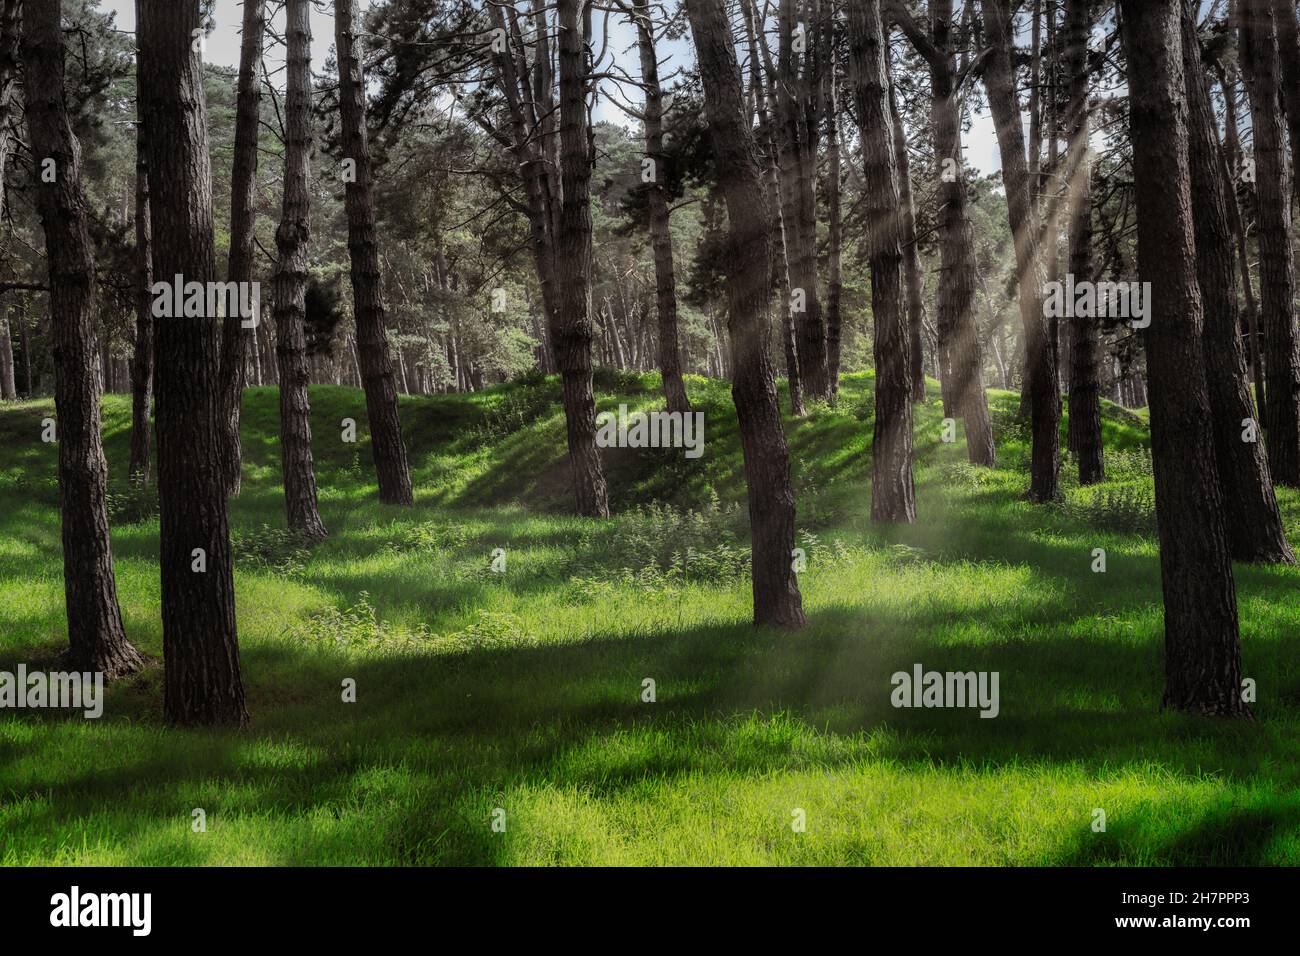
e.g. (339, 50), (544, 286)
(2, 371), (1299, 865)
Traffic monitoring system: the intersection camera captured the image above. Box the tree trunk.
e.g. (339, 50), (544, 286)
(272, 0), (327, 539)
(1063, 0), (1102, 483)
(1270, 0), (1300, 207)
(1119, 0), (1248, 717)
(984, 0), (1061, 502)
(0, 0), (18, 224)
(128, 72), (153, 483)
(1182, 0), (1293, 563)
(889, 77), (927, 400)
(850, 0), (916, 523)
(215, 0), (264, 497)
(335, 0), (414, 506)
(138, 0), (247, 724)
(633, 0), (690, 414)
(0, 302), (15, 400)
(688, 0), (805, 628)
(555, 0), (609, 517)
(23, 0), (144, 679)
(1242, 0), (1300, 485)
(825, 56), (844, 400)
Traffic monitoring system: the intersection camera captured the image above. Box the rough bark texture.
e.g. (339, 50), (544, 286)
(335, 0), (414, 505)
(825, 58), (844, 400)
(687, 0), (805, 628)
(0, 0), (18, 223)
(1182, 0), (1293, 563)
(1120, 0), (1249, 717)
(128, 68), (153, 484)
(0, 303), (15, 400)
(216, 0), (265, 497)
(1063, 0), (1102, 483)
(23, 0), (144, 679)
(555, 0), (610, 517)
(1242, 0), (1300, 485)
(1271, 0), (1300, 207)
(633, 0), (690, 414)
(138, 0), (247, 724)
(984, 0), (1061, 502)
(891, 0), (995, 464)
(273, 0), (327, 539)
(889, 77), (927, 400)
(850, 0), (916, 523)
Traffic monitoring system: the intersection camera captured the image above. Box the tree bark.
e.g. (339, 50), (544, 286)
(335, 0), (414, 505)
(889, 77), (927, 400)
(825, 51), (844, 400)
(0, 302), (15, 400)
(138, 0), (247, 724)
(1270, 0), (1300, 207)
(272, 0), (327, 539)
(23, 0), (144, 679)
(984, 0), (1061, 501)
(215, 0), (264, 497)
(850, 0), (916, 523)
(1181, 0), (1293, 563)
(0, 0), (19, 225)
(128, 66), (152, 483)
(633, 0), (690, 414)
(1119, 0), (1249, 717)
(1063, 0), (1102, 483)
(555, 0), (609, 517)
(1242, 0), (1300, 485)
(688, 0), (805, 628)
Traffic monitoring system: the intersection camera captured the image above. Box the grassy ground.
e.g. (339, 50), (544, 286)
(1, 371), (1298, 865)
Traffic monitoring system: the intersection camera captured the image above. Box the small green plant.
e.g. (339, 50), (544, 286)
(233, 524), (314, 575)
(1062, 485), (1157, 534)
(105, 480), (159, 525)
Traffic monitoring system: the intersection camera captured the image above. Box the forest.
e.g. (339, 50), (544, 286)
(0, 0), (1299, 870)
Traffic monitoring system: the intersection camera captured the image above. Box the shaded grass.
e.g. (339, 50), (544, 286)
(1, 371), (1298, 865)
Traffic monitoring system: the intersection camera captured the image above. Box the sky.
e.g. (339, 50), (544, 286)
(99, 0), (1004, 175)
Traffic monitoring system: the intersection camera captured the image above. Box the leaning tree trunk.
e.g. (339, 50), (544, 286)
(1181, 0), (1293, 564)
(688, 0), (805, 628)
(1120, 0), (1249, 717)
(1063, 0), (1102, 483)
(633, 0), (690, 414)
(128, 68), (153, 484)
(138, 0), (247, 725)
(555, 0), (609, 518)
(335, 0), (414, 505)
(984, 0), (1060, 502)
(889, 77), (927, 400)
(1242, 0), (1300, 486)
(272, 0), (327, 539)
(216, 0), (265, 497)
(23, 0), (144, 679)
(825, 63), (845, 401)
(851, 0), (916, 523)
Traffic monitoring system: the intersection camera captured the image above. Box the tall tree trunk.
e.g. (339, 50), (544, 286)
(0, 302), (15, 400)
(1119, 0), (1248, 717)
(633, 0), (690, 414)
(272, 0), (327, 539)
(555, 0), (609, 517)
(335, 0), (414, 505)
(894, 0), (996, 464)
(889, 77), (927, 400)
(1182, 0), (1293, 563)
(23, 0), (144, 679)
(128, 70), (153, 483)
(825, 57), (844, 400)
(1063, 0), (1102, 483)
(1271, 0), (1300, 207)
(850, 0), (916, 523)
(688, 0), (805, 628)
(138, 0), (247, 724)
(216, 0), (264, 497)
(0, 0), (19, 224)
(1242, 0), (1300, 485)
(984, 0), (1061, 502)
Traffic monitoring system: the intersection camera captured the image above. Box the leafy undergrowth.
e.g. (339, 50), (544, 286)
(1, 372), (1298, 866)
